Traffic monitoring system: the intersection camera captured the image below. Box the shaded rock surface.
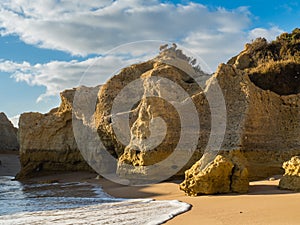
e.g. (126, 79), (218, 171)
(17, 88), (96, 179)
(0, 112), (19, 151)
(279, 156), (300, 191)
(180, 151), (249, 196)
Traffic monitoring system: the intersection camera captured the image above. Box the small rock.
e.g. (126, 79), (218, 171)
(279, 156), (300, 191)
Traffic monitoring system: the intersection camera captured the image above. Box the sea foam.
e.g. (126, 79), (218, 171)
(0, 199), (190, 225)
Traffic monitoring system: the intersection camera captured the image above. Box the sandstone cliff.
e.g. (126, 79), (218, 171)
(0, 112), (19, 151)
(224, 29), (300, 180)
(17, 88), (97, 178)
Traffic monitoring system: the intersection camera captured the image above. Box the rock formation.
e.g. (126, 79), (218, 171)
(180, 151), (249, 196)
(279, 156), (300, 191)
(17, 88), (97, 178)
(17, 29), (300, 186)
(95, 47), (212, 183)
(0, 112), (19, 151)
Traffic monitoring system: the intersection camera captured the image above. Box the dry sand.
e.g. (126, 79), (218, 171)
(2, 153), (300, 225)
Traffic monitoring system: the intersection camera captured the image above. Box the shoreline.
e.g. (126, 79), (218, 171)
(20, 171), (300, 225)
(2, 153), (300, 225)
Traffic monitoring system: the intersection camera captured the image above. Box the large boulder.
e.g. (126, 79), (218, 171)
(179, 151), (249, 196)
(279, 156), (300, 191)
(17, 88), (97, 178)
(0, 112), (19, 151)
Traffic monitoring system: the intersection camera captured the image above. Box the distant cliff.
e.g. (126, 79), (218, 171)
(16, 88), (96, 178)
(0, 112), (19, 151)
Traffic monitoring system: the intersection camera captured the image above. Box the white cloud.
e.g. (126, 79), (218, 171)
(0, 42), (160, 101)
(0, 57), (124, 102)
(0, 1), (285, 100)
(248, 27), (284, 41)
(181, 31), (248, 71)
(0, 1), (250, 57)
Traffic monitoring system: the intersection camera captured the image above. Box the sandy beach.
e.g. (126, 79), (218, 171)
(2, 153), (300, 225)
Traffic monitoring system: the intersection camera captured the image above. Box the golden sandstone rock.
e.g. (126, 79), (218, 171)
(180, 151), (249, 196)
(180, 155), (234, 196)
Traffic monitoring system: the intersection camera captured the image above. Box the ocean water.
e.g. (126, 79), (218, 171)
(0, 176), (190, 225)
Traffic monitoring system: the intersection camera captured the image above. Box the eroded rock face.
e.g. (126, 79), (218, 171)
(95, 47), (211, 182)
(279, 156), (300, 191)
(116, 64), (207, 181)
(179, 151), (249, 196)
(17, 88), (96, 178)
(0, 112), (19, 151)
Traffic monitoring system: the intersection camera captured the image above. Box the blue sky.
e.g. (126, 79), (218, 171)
(0, 0), (299, 126)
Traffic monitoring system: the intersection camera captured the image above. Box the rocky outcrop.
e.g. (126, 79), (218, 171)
(92, 30), (300, 183)
(0, 112), (19, 151)
(17, 29), (300, 184)
(17, 88), (97, 178)
(180, 151), (249, 196)
(279, 156), (300, 191)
